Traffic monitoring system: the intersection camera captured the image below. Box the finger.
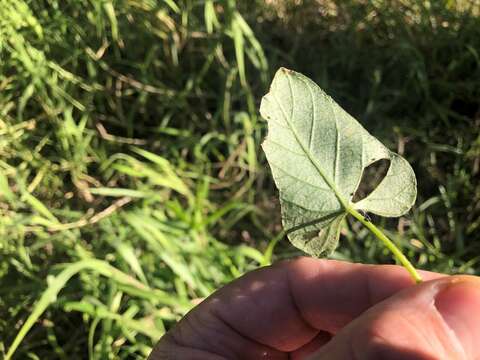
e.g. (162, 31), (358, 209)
(290, 332), (331, 360)
(150, 336), (229, 360)
(150, 257), (442, 359)
(286, 257), (443, 334)
(310, 275), (480, 359)
(149, 305), (287, 359)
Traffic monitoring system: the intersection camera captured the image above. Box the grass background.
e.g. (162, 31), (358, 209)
(1, 0), (479, 358)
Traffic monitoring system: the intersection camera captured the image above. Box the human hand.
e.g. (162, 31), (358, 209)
(148, 258), (480, 359)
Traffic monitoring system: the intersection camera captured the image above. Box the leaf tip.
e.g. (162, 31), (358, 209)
(273, 67), (296, 82)
(279, 67), (294, 74)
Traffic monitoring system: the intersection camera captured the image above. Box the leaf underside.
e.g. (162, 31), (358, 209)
(260, 68), (417, 256)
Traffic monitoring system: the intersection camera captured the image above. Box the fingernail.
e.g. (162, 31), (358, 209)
(435, 279), (480, 357)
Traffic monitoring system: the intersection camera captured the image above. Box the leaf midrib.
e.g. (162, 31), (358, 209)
(271, 73), (350, 211)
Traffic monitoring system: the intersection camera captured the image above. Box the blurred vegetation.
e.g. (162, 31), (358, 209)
(0, 0), (479, 358)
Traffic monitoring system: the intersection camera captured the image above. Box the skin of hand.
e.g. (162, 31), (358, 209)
(148, 257), (480, 360)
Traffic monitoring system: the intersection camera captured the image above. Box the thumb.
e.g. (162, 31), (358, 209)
(310, 276), (480, 360)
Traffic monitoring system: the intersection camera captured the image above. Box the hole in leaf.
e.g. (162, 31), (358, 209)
(352, 158), (391, 202)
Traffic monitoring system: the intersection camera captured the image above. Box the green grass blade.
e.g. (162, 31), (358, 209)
(5, 259), (159, 359)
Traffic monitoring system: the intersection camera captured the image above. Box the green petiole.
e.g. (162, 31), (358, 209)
(348, 206), (423, 283)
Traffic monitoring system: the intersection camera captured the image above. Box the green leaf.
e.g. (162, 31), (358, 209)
(260, 68), (417, 256)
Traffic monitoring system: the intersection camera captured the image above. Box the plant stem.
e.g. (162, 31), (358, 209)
(347, 207), (423, 284)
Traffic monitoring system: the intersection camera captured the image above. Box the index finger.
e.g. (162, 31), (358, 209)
(203, 258), (442, 352)
(155, 258), (443, 357)
(285, 257), (443, 334)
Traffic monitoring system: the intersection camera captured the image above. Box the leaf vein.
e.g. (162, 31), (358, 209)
(270, 162), (331, 192)
(275, 74), (346, 208)
(266, 139), (305, 157)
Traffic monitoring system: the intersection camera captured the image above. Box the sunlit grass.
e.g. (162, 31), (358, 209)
(1, 0), (479, 358)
